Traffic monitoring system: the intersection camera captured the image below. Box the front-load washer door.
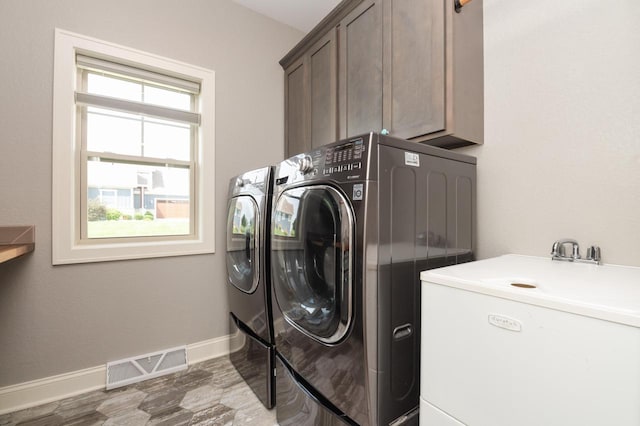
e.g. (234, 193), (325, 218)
(226, 195), (260, 293)
(271, 185), (354, 344)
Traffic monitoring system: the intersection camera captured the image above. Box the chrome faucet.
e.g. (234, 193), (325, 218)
(551, 239), (580, 259)
(551, 239), (601, 265)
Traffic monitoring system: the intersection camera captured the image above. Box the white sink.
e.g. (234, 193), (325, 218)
(420, 254), (640, 426)
(420, 254), (640, 326)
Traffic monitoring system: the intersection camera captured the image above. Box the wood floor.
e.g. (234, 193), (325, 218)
(0, 355), (276, 426)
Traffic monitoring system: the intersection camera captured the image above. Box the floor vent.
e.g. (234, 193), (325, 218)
(106, 345), (188, 390)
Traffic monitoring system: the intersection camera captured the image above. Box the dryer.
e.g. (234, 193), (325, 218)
(270, 133), (476, 425)
(226, 166), (275, 408)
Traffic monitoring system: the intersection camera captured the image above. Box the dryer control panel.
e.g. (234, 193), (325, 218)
(322, 137), (365, 176)
(276, 136), (370, 187)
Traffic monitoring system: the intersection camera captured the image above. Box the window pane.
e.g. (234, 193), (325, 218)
(143, 119), (191, 161)
(88, 73), (142, 102)
(87, 160), (190, 238)
(87, 107), (142, 156)
(144, 85), (192, 110)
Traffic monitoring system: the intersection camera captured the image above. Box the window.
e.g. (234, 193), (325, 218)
(53, 29), (215, 264)
(78, 56), (196, 239)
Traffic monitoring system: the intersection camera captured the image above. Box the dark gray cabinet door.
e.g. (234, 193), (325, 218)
(282, 0), (482, 151)
(285, 58), (308, 157)
(309, 29), (338, 149)
(339, 0), (383, 139)
(382, 0), (445, 139)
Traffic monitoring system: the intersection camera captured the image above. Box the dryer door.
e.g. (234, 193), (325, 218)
(271, 185), (354, 344)
(226, 195), (260, 293)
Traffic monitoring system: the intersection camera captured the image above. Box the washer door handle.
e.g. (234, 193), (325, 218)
(393, 323), (413, 340)
(245, 231), (252, 261)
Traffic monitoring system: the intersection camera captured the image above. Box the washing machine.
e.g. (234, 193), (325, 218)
(270, 133), (477, 425)
(226, 166), (275, 408)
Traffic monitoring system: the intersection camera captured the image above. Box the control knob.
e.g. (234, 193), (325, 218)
(298, 155), (314, 174)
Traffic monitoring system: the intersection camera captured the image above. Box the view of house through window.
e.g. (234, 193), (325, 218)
(78, 58), (199, 239)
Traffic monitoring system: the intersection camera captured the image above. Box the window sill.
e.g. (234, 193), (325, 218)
(53, 236), (214, 265)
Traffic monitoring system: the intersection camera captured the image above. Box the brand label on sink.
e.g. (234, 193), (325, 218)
(488, 314), (522, 332)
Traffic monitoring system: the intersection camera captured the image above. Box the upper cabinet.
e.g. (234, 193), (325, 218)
(338, 0), (383, 139)
(284, 57), (307, 157)
(309, 29), (339, 149)
(284, 29), (339, 155)
(382, 0), (446, 140)
(281, 0), (483, 157)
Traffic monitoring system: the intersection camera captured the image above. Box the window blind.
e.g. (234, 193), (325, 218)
(75, 54), (201, 125)
(76, 54), (200, 94)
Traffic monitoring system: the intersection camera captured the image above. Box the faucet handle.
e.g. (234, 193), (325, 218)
(586, 246), (594, 260)
(551, 240), (567, 257)
(586, 245), (601, 263)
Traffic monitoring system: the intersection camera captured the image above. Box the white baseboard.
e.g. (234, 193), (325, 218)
(0, 332), (242, 415)
(0, 366), (106, 416)
(188, 331), (245, 364)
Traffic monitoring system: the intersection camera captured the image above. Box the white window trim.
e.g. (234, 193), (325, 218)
(52, 28), (215, 264)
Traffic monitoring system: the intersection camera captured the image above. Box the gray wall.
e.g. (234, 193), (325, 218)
(0, 0), (302, 387)
(459, 0), (640, 267)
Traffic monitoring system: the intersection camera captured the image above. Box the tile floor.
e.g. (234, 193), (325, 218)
(0, 355), (277, 426)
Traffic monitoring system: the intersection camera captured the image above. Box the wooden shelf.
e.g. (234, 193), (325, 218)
(0, 244), (35, 264)
(0, 226), (35, 264)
